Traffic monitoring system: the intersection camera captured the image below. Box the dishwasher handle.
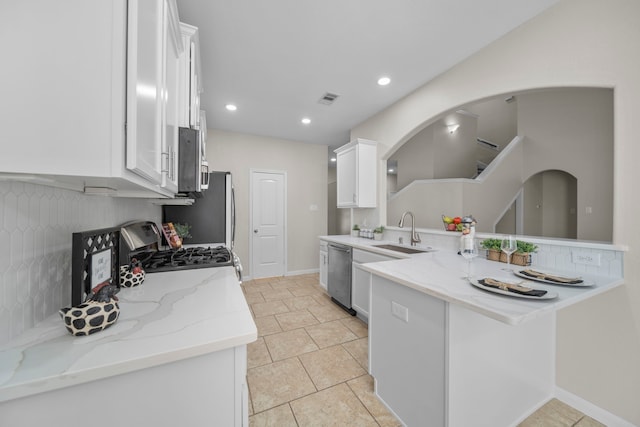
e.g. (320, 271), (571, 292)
(328, 244), (352, 253)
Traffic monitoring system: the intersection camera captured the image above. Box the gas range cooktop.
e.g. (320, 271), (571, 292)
(139, 246), (233, 273)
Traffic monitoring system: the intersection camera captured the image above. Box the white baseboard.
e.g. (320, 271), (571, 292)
(554, 386), (637, 427)
(285, 268), (319, 276)
(508, 395), (555, 427)
(242, 269), (320, 282)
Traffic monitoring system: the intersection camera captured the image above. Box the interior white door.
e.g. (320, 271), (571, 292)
(251, 171), (286, 279)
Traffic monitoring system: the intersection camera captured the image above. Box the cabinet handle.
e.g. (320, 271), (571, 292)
(353, 193), (356, 203)
(169, 149), (175, 180)
(161, 152), (169, 174)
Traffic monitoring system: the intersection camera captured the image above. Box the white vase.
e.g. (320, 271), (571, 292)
(351, 230), (359, 237)
(373, 233), (382, 240)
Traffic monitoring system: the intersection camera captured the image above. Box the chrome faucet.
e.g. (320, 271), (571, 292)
(398, 211), (421, 246)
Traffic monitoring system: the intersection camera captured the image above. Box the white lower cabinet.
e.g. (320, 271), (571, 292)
(352, 264), (370, 319)
(369, 274), (555, 427)
(370, 275), (446, 426)
(319, 241), (328, 290)
(0, 345), (250, 427)
(352, 248), (395, 322)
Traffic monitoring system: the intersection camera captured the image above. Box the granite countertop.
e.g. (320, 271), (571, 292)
(0, 266), (257, 403)
(320, 235), (623, 325)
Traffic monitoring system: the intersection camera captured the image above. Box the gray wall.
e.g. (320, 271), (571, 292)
(206, 129), (328, 277)
(518, 88), (613, 242)
(351, 0), (640, 423)
(386, 88), (613, 241)
(327, 166), (350, 236)
(392, 111), (478, 190)
(523, 170), (577, 239)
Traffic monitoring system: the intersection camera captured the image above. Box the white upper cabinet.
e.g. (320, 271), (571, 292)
(178, 23), (203, 130)
(0, 0), (183, 198)
(335, 139), (377, 208)
(126, 0), (165, 185)
(160, 1), (183, 192)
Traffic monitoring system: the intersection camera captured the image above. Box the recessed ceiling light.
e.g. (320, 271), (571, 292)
(388, 168), (395, 173)
(225, 104), (237, 111)
(377, 76), (391, 86)
(330, 157), (337, 162)
(301, 117), (311, 125)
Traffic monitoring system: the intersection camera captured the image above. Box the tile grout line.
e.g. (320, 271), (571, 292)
(246, 275), (394, 426)
(286, 402), (301, 427)
(345, 374), (385, 427)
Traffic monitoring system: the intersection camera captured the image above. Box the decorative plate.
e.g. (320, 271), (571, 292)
(469, 277), (558, 300)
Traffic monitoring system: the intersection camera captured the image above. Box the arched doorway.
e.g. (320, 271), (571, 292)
(497, 170), (577, 238)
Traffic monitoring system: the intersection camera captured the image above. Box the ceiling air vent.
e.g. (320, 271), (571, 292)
(318, 92), (339, 105)
(477, 138), (500, 151)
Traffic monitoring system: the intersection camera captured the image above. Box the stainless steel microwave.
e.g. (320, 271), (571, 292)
(178, 127), (209, 195)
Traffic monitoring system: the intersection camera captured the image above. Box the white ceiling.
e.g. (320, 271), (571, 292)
(176, 0), (559, 151)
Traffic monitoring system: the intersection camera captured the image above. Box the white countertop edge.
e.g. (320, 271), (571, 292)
(0, 267), (258, 404)
(359, 263), (521, 325)
(0, 330), (257, 403)
(361, 262), (625, 326)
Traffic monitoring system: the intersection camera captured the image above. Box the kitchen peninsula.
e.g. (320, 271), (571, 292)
(0, 267), (256, 427)
(320, 234), (624, 426)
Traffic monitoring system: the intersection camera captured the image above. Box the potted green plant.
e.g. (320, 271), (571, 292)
(512, 240), (538, 266)
(172, 223), (192, 240)
(351, 224), (360, 237)
(373, 226), (384, 240)
(480, 238), (538, 266)
(480, 238), (502, 262)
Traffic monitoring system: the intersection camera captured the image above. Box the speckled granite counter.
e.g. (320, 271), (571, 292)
(0, 266), (256, 403)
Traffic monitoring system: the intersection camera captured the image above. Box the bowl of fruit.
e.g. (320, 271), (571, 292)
(442, 215), (464, 232)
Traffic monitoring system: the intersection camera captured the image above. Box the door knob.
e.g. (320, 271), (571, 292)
(254, 229), (258, 233)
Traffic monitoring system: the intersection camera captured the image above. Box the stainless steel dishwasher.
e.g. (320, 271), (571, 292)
(327, 243), (356, 315)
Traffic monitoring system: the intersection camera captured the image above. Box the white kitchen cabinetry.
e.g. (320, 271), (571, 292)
(126, 0), (164, 185)
(161, 1), (182, 192)
(0, 0), (182, 198)
(335, 139), (377, 208)
(178, 23), (203, 129)
(0, 267), (255, 426)
(0, 346), (249, 427)
(319, 240), (328, 290)
(369, 274), (554, 427)
(352, 249), (395, 322)
(370, 275), (446, 425)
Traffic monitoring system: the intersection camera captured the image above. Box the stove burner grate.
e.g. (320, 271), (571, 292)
(138, 246), (233, 273)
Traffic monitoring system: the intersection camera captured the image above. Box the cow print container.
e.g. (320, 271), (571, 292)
(59, 282), (120, 336)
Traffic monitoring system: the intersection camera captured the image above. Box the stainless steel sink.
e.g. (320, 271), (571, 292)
(373, 244), (434, 254)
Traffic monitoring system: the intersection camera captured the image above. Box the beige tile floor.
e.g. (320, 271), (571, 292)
(242, 273), (605, 427)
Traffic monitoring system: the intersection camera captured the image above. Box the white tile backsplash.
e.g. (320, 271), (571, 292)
(385, 227), (625, 278)
(0, 181), (161, 346)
